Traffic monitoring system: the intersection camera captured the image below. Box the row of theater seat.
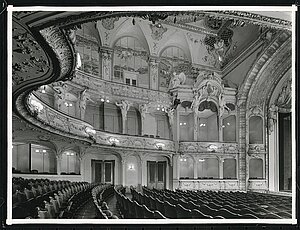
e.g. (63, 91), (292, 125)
(92, 184), (118, 219)
(12, 177), (90, 218)
(115, 187), (166, 219)
(139, 187), (292, 219)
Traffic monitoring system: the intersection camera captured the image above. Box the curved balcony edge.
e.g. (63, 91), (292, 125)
(23, 93), (175, 152)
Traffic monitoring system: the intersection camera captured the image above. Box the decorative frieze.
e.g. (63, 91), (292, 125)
(248, 144), (266, 154)
(179, 141), (238, 153)
(248, 179), (267, 190)
(179, 179), (239, 191)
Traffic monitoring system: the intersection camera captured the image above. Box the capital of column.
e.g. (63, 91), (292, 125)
(100, 47), (113, 59)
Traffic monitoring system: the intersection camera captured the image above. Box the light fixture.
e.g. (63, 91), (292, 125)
(183, 122), (187, 125)
(180, 122), (182, 126)
(128, 164), (135, 170)
(85, 127), (96, 135)
(106, 99), (110, 103)
(42, 150), (46, 153)
(65, 102), (73, 107)
(30, 99), (44, 112)
(157, 107), (160, 110)
(227, 123), (230, 126)
(208, 145), (218, 152)
(35, 150), (39, 153)
(100, 98), (105, 102)
(156, 143), (165, 149)
(222, 125), (225, 128)
(109, 137), (120, 145)
(199, 159), (205, 162)
(161, 108), (165, 112)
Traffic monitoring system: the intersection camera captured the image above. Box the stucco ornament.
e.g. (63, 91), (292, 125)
(115, 100), (133, 121)
(276, 78), (292, 112)
(79, 88), (95, 120)
(52, 81), (68, 110)
(150, 23), (168, 40)
(168, 72), (186, 90)
(267, 104), (278, 135)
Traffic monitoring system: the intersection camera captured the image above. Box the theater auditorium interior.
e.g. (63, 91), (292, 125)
(10, 9), (294, 221)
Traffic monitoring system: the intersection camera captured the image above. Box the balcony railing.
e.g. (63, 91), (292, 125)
(27, 94), (175, 152)
(179, 141), (239, 153)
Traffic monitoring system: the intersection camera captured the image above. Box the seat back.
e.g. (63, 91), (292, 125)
(191, 209), (212, 219)
(176, 204), (191, 218)
(163, 201), (177, 218)
(142, 205), (154, 219)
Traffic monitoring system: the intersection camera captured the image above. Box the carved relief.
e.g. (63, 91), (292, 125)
(276, 78), (292, 112)
(40, 26), (74, 81)
(168, 72), (186, 89)
(267, 104), (278, 134)
(12, 21), (50, 86)
(101, 17), (119, 30)
(150, 23), (167, 40)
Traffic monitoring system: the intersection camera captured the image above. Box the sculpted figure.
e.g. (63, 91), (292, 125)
(52, 82), (68, 110)
(168, 72), (186, 89)
(79, 88), (94, 119)
(267, 104), (278, 134)
(116, 100), (133, 120)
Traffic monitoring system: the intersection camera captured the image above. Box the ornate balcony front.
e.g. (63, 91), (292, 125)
(26, 93), (175, 152)
(178, 179), (239, 191)
(179, 141), (239, 154)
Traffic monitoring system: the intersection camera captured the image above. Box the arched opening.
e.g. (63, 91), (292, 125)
(197, 101), (219, 141)
(249, 116), (263, 144)
(222, 115), (236, 142)
(249, 158), (263, 179)
(113, 36), (149, 88)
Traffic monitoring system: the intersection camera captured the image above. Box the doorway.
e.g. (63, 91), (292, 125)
(147, 161), (166, 189)
(91, 160), (115, 184)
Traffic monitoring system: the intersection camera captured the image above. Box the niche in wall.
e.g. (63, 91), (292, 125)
(222, 115), (236, 142)
(249, 116), (263, 144)
(223, 159), (237, 179)
(249, 158), (263, 179)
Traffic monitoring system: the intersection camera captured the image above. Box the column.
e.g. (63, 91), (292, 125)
(56, 154), (62, 175)
(168, 159), (173, 190)
(100, 47), (113, 81)
(219, 116), (223, 142)
(139, 104), (148, 136)
(116, 100), (132, 134)
(194, 112), (198, 141)
(122, 159), (127, 186)
(219, 157), (224, 179)
(141, 159), (147, 186)
(193, 157), (198, 179)
(149, 57), (159, 90)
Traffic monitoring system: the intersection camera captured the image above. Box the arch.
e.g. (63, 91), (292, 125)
(110, 19), (150, 53)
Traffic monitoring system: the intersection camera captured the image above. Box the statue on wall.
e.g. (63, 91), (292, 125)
(191, 91), (202, 114)
(168, 72), (186, 90)
(116, 100), (133, 121)
(276, 78), (291, 110)
(166, 108), (175, 127)
(52, 82), (68, 110)
(218, 94), (230, 117)
(267, 104), (278, 134)
(139, 104), (149, 120)
(79, 88), (94, 120)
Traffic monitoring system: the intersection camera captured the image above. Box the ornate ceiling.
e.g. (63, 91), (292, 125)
(11, 10), (292, 143)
